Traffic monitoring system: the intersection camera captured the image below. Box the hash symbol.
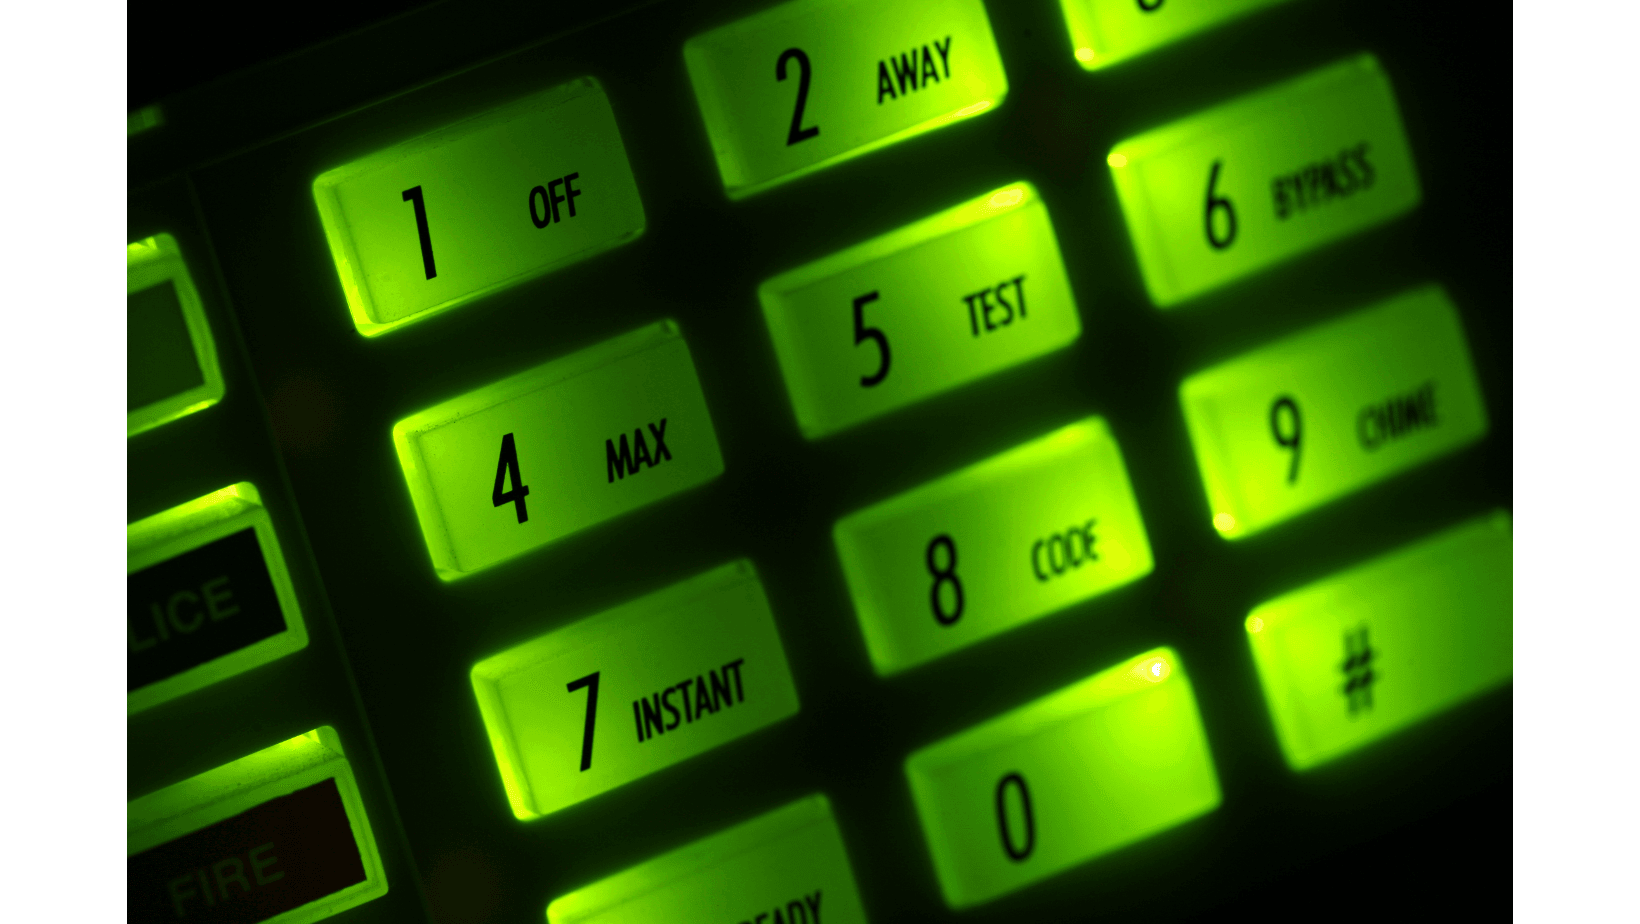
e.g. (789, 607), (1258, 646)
(1341, 624), (1375, 716)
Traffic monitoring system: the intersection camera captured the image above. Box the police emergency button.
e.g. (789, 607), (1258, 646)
(127, 727), (388, 924)
(128, 483), (309, 715)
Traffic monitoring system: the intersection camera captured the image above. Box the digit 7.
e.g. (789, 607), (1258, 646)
(566, 672), (600, 772)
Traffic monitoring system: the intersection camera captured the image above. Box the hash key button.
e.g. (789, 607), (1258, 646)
(127, 727), (388, 924)
(393, 321), (724, 580)
(128, 483), (309, 715)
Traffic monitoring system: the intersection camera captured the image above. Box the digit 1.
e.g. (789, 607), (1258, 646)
(926, 534), (964, 626)
(566, 672), (600, 772)
(776, 48), (819, 145)
(995, 772), (1035, 861)
(1204, 160), (1237, 250)
(492, 432), (531, 523)
(1270, 396), (1302, 484)
(402, 185), (437, 279)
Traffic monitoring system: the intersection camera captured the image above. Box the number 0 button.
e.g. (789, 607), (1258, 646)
(1108, 54), (1420, 307)
(472, 561), (800, 819)
(313, 77), (645, 336)
(905, 648), (1221, 909)
(684, 0), (1009, 199)
(393, 321), (724, 580)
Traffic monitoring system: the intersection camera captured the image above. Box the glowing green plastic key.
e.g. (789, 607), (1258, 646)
(1108, 53), (1420, 307)
(1246, 510), (1513, 771)
(313, 77), (645, 337)
(906, 648), (1220, 909)
(546, 794), (867, 924)
(1061, 0), (1295, 71)
(472, 561), (799, 820)
(128, 234), (224, 437)
(836, 417), (1152, 676)
(394, 321), (724, 580)
(684, 0), (1008, 200)
(128, 483), (309, 715)
(1180, 284), (1487, 540)
(761, 182), (1081, 439)
(127, 727), (389, 924)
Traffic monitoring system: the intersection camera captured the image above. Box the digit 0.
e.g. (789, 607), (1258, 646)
(926, 534), (964, 626)
(995, 772), (1035, 861)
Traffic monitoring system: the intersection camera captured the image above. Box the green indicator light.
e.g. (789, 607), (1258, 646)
(1107, 53), (1421, 307)
(1179, 284), (1488, 540)
(128, 234), (224, 437)
(313, 77), (646, 337)
(1061, 0), (1294, 71)
(1245, 510), (1513, 771)
(905, 647), (1220, 909)
(761, 182), (1081, 439)
(393, 321), (724, 580)
(128, 483), (309, 715)
(128, 727), (390, 924)
(684, 0), (1009, 200)
(546, 794), (868, 924)
(836, 417), (1152, 676)
(472, 561), (800, 820)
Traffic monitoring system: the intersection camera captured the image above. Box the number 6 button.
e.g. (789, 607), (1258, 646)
(471, 561), (800, 819)
(313, 77), (645, 337)
(393, 320), (724, 580)
(905, 648), (1221, 909)
(835, 417), (1152, 676)
(1179, 284), (1488, 540)
(684, 0), (1010, 200)
(1107, 54), (1420, 308)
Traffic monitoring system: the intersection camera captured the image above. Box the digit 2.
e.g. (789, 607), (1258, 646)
(776, 48), (819, 146)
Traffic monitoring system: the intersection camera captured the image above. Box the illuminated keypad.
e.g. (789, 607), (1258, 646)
(547, 794), (867, 923)
(128, 234), (224, 437)
(684, 0), (1008, 199)
(1061, 0), (1294, 71)
(471, 561), (799, 819)
(1246, 510), (1512, 770)
(835, 417), (1152, 676)
(1108, 53), (1420, 307)
(1179, 284), (1488, 539)
(761, 182), (1081, 439)
(905, 648), (1220, 908)
(127, 727), (388, 924)
(393, 321), (724, 580)
(128, 483), (309, 715)
(313, 77), (645, 336)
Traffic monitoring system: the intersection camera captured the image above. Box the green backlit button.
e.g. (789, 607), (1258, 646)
(1246, 510), (1513, 771)
(1179, 284), (1488, 540)
(128, 483), (309, 716)
(836, 417), (1152, 676)
(1108, 53), (1420, 307)
(472, 561), (800, 820)
(547, 794), (868, 923)
(127, 727), (389, 924)
(128, 234), (224, 437)
(393, 321), (724, 580)
(684, 0), (1008, 200)
(761, 182), (1081, 439)
(313, 78), (645, 337)
(906, 648), (1220, 909)
(1062, 0), (1294, 71)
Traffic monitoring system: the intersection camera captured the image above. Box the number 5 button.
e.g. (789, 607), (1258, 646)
(684, 0), (1009, 199)
(471, 561), (800, 819)
(313, 77), (645, 337)
(905, 648), (1221, 908)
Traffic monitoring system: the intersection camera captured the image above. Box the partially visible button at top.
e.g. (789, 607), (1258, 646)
(313, 77), (645, 337)
(685, 0), (1009, 200)
(1061, 0), (1295, 71)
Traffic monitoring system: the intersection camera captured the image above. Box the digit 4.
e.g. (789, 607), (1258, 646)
(493, 432), (531, 523)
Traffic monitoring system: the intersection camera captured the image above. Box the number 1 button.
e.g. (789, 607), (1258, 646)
(684, 0), (1009, 199)
(905, 648), (1221, 908)
(393, 321), (724, 580)
(472, 561), (800, 819)
(313, 77), (645, 336)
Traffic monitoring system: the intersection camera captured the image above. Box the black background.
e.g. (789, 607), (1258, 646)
(131, 1), (1510, 920)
